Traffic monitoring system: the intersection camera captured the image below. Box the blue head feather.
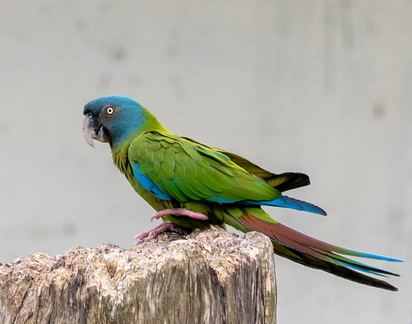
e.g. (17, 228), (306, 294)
(84, 96), (148, 147)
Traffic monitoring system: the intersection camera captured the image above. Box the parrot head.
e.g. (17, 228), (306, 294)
(82, 96), (148, 148)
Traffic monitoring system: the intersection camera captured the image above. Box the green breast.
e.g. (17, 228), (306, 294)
(111, 140), (168, 212)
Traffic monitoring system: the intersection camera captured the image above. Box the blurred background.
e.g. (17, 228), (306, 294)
(0, 1), (410, 323)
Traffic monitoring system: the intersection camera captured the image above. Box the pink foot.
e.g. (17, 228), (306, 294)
(134, 222), (190, 240)
(151, 208), (209, 221)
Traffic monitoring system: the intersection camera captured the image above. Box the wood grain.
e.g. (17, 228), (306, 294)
(0, 230), (276, 324)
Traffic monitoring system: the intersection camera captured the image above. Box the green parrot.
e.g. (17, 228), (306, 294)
(82, 95), (402, 291)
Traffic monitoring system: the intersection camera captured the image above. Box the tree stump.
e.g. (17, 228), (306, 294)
(0, 230), (276, 324)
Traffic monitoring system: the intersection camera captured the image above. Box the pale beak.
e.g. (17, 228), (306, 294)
(82, 113), (111, 147)
(82, 114), (96, 148)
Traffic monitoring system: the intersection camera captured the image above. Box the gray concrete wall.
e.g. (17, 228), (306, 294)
(0, 1), (410, 323)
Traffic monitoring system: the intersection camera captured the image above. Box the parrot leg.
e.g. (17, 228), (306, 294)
(134, 222), (191, 240)
(135, 208), (208, 240)
(150, 208), (209, 221)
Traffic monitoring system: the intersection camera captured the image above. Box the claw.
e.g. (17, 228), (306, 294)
(134, 222), (191, 240)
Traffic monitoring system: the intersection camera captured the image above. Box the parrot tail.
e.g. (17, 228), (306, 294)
(236, 213), (402, 291)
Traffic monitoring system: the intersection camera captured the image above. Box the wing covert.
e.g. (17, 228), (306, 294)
(128, 131), (279, 203)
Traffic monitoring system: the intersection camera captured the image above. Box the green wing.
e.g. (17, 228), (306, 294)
(128, 131), (280, 203)
(181, 137), (311, 192)
(214, 150), (311, 192)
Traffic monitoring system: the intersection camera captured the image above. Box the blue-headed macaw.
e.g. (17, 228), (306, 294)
(83, 95), (402, 291)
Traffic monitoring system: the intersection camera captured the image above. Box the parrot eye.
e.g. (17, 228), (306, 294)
(104, 105), (116, 116)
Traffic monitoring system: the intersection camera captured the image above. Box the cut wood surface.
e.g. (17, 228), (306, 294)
(0, 230), (276, 324)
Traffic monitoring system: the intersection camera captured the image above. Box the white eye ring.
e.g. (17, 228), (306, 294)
(106, 107), (114, 115)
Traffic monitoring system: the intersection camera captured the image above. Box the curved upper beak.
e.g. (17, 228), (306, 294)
(82, 113), (111, 147)
(82, 114), (97, 148)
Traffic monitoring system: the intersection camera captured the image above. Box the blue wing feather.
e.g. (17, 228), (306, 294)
(246, 196), (327, 215)
(133, 162), (171, 200)
(133, 162), (325, 215)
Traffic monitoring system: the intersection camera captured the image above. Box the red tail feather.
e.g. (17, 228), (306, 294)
(236, 214), (399, 291)
(238, 215), (336, 258)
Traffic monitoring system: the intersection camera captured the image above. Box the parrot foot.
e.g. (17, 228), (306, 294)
(150, 208), (209, 221)
(134, 222), (191, 240)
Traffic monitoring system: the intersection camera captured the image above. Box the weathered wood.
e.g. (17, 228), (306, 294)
(0, 230), (276, 324)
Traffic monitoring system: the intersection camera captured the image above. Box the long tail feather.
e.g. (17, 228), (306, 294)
(236, 214), (401, 291)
